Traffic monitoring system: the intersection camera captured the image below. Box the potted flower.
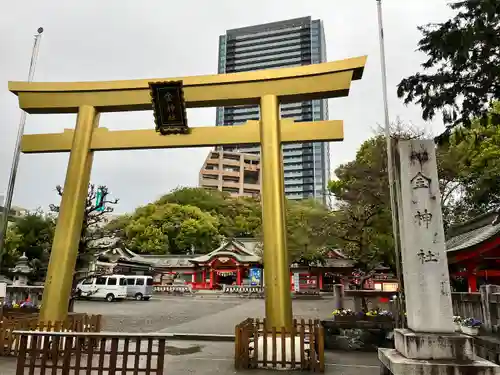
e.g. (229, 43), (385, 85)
(460, 317), (482, 336)
(453, 316), (461, 332)
(331, 308), (357, 322)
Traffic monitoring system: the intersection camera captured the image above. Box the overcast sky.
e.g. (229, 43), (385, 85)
(0, 0), (455, 214)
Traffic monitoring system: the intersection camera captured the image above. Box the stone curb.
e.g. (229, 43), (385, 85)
(164, 333), (235, 342)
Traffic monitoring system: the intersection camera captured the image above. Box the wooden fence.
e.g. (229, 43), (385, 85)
(451, 286), (500, 332)
(235, 318), (325, 372)
(14, 331), (166, 375)
(0, 314), (101, 356)
(452, 293), (483, 319)
(344, 285), (500, 333)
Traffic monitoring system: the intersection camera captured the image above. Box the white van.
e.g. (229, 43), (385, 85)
(124, 275), (153, 301)
(76, 275), (128, 302)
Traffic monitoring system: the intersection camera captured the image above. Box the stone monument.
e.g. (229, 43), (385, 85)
(378, 139), (499, 375)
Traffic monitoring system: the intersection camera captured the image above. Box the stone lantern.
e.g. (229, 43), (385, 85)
(11, 253), (32, 286)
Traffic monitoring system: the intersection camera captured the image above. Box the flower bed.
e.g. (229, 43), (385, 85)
(331, 309), (394, 322)
(1, 303), (40, 319)
(460, 317), (482, 336)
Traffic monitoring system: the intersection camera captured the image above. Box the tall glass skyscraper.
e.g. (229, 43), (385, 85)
(216, 17), (330, 203)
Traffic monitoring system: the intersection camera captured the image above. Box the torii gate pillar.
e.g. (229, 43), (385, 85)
(8, 56), (367, 328)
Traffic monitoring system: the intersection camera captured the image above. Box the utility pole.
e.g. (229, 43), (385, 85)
(375, 0), (405, 327)
(0, 28), (44, 270)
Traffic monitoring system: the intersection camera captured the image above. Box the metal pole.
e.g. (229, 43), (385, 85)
(375, 0), (405, 327)
(0, 27), (44, 269)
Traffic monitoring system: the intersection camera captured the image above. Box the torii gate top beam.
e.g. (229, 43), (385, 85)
(8, 56), (366, 114)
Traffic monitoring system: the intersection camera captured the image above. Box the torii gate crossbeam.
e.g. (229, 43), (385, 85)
(8, 56), (366, 329)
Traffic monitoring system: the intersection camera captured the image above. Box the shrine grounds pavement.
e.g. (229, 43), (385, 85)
(1, 295), (378, 374)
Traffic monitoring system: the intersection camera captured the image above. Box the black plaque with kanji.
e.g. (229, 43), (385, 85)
(149, 81), (188, 135)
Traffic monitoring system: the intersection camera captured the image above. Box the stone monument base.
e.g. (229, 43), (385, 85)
(379, 348), (500, 375)
(394, 328), (474, 360)
(380, 329), (499, 375)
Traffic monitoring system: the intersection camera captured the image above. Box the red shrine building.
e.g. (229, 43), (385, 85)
(96, 238), (356, 291)
(93, 209), (500, 293)
(446, 210), (500, 292)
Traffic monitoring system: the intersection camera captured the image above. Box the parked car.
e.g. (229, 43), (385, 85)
(123, 275), (154, 301)
(76, 275), (128, 302)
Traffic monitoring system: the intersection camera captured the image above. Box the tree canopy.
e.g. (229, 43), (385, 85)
(116, 202), (222, 254)
(3, 210), (55, 281)
(50, 184), (119, 272)
(438, 102), (500, 222)
(110, 187), (335, 263)
(328, 113), (500, 273)
(328, 133), (395, 273)
(157, 188), (262, 238)
(397, 0), (500, 136)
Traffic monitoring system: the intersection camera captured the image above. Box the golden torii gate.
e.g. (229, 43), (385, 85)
(8, 56), (366, 328)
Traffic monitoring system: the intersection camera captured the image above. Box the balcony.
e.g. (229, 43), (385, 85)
(200, 178), (219, 187)
(222, 159), (241, 167)
(243, 164), (259, 172)
(201, 169), (221, 176)
(222, 181), (241, 189)
(243, 183), (260, 191)
(220, 170), (240, 177)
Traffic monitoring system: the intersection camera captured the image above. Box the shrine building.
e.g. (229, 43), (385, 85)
(95, 238), (357, 291)
(446, 209), (500, 292)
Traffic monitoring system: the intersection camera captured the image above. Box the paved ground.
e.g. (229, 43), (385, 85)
(2, 295), (378, 374)
(0, 341), (380, 375)
(74, 295), (343, 334)
(74, 295), (248, 333)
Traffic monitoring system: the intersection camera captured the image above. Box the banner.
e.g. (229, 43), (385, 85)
(249, 268), (262, 286)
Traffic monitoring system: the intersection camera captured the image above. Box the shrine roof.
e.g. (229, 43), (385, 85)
(446, 210), (500, 253)
(189, 239), (260, 264)
(98, 248), (195, 268)
(132, 254), (198, 268)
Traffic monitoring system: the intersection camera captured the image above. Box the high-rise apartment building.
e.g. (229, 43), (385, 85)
(199, 150), (261, 198)
(216, 17), (330, 203)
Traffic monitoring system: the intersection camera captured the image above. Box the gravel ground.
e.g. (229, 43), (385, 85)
(74, 296), (247, 333)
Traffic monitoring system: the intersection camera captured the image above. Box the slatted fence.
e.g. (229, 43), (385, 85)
(0, 314), (101, 356)
(15, 331), (166, 375)
(235, 318), (324, 372)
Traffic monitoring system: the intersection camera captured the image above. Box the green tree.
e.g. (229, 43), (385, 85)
(50, 184), (119, 311)
(115, 202), (222, 255)
(50, 184), (119, 273)
(438, 103), (500, 221)
(157, 187), (262, 238)
(254, 199), (336, 265)
(284, 199), (337, 264)
(327, 125), (435, 274)
(397, 0), (500, 135)
(4, 210), (55, 281)
(328, 116), (500, 276)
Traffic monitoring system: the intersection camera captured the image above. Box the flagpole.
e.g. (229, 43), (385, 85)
(0, 27), (44, 270)
(375, 0), (405, 327)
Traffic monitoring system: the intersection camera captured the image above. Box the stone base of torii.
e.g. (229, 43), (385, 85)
(378, 140), (499, 375)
